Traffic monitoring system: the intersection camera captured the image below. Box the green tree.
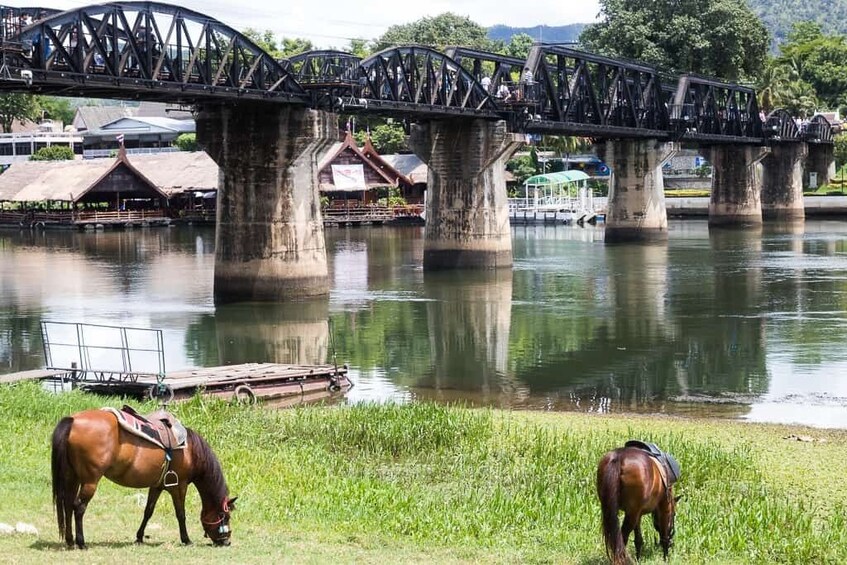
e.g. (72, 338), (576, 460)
(281, 37), (314, 58)
(542, 136), (588, 158)
(242, 28), (281, 58)
(354, 123), (407, 154)
(777, 78), (819, 117)
(756, 61), (790, 114)
(834, 134), (847, 170)
(505, 33), (535, 59)
(29, 145), (74, 161)
(348, 38), (371, 58)
(506, 153), (538, 187)
(174, 133), (198, 151)
(0, 93), (39, 133)
(242, 29), (313, 59)
(36, 96), (75, 127)
(374, 13), (495, 52)
(581, 0), (769, 81)
(776, 22), (847, 110)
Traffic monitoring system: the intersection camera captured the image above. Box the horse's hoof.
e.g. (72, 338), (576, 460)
(181, 539), (192, 546)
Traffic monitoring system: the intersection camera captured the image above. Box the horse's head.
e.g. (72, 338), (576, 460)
(653, 490), (682, 558)
(202, 496), (237, 546)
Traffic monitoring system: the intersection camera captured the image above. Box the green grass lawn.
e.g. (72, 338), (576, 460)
(0, 382), (845, 564)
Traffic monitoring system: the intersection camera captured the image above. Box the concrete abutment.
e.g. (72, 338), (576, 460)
(197, 103), (336, 304)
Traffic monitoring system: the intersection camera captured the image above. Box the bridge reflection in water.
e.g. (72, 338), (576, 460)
(4, 224), (847, 426)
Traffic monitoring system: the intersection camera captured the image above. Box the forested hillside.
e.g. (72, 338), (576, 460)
(748, 0), (847, 44)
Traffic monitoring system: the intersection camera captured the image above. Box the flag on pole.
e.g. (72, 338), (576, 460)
(116, 133), (124, 145)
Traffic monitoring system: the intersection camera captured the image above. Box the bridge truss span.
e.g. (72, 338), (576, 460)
(0, 1), (307, 103)
(671, 74), (764, 144)
(339, 45), (499, 119)
(804, 114), (834, 144)
(0, 4), (832, 145)
(528, 45), (670, 136)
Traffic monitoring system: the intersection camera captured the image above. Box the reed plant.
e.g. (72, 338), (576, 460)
(0, 382), (845, 564)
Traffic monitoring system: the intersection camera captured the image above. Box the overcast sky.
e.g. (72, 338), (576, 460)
(34, 0), (601, 48)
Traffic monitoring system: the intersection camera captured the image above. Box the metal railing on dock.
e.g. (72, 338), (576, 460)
(41, 321), (166, 385)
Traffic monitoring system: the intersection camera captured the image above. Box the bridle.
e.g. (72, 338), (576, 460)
(202, 498), (231, 537)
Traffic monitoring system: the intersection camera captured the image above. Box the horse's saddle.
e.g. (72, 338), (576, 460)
(625, 440), (681, 484)
(102, 405), (187, 451)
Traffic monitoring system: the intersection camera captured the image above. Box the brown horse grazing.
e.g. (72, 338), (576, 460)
(596, 445), (681, 564)
(51, 409), (237, 549)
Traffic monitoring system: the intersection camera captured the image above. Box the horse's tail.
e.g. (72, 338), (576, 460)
(597, 451), (626, 565)
(51, 417), (76, 539)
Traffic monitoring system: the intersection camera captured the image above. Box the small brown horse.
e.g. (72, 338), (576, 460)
(51, 409), (237, 549)
(597, 446), (680, 564)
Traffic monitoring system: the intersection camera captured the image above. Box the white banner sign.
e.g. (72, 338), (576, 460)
(331, 164), (367, 191)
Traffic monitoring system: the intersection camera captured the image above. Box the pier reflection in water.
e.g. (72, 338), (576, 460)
(4, 221), (847, 426)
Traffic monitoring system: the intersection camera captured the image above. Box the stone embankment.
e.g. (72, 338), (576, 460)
(667, 196), (847, 217)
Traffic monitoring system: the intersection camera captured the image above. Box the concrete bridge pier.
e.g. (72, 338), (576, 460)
(196, 103), (336, 304)
(410, 120), (522, 270)
(708, 145), (769, 227)
(761, 143), (807, 222)
(599, 139), (677, 243)
(805, 143), (836, 189)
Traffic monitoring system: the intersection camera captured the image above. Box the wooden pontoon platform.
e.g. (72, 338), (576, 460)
(2, 362), (351, 404)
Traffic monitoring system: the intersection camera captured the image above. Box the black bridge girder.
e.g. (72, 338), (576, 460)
(0, 3), (833, 145)
(0, 2), (307, 103)
(670, 74), (763, 141)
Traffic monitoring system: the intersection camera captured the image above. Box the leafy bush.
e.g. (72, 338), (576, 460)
(174, 132), (197, 151)
(29, 145), (74, 161)
(377, 186), (407, 207)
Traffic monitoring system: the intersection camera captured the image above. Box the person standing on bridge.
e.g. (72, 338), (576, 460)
(521, 67), (535, 102)
(481, 75), (491, 93)
(496, 83), (511, 101)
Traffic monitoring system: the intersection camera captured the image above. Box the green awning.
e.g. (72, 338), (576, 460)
(524, 170), (590, 185)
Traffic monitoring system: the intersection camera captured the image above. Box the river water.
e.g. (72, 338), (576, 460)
(2, 221), (847, 428)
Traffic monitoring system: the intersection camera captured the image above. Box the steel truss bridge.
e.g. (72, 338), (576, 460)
(0, 2), (834, 145)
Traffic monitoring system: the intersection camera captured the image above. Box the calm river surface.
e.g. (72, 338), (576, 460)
(3, 221), (847, 428)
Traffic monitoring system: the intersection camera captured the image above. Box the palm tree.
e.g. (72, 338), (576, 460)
(756, 62), (789, 114)
(541, 136), (587, 170)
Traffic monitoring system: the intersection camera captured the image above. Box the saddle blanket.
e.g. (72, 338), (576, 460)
(102, 405), (187, 451)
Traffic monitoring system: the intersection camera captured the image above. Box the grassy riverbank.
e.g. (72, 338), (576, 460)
(1, 382), (846, 564)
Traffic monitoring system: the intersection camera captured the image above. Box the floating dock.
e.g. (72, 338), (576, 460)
(2, 362), (351, 404)
(4, 321), (351, 404)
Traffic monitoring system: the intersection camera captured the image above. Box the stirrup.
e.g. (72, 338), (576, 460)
(163, 470), (179, 487)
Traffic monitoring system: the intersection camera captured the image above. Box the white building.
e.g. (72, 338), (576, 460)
(0, 120), (83, 166)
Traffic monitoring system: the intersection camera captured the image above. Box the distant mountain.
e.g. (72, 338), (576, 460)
(488, 24), (587, 45)
(747, 0), (847, 45)
(489, 2), (847, 53)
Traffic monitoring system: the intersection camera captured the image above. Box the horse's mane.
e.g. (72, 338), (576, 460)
(187, 428), (228, 503)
